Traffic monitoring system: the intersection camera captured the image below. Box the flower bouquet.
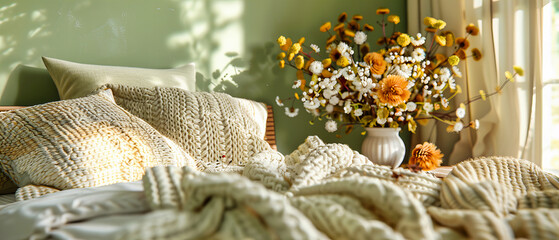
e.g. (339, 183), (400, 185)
(275, 8), (522, 136)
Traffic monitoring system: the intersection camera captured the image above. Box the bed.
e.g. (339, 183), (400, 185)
(0, 57), (559, 240)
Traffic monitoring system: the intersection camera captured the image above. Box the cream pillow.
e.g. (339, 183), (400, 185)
(0, 90), (195, 193)
(42, 56), (196, 100)
(105, 84), (271, 173)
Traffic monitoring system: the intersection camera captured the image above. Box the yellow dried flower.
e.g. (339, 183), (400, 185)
(363, 24), (374, 31)
(408, 142), (443, 171)
(288, 52), (295, 61)
(279, 60), (285, 68)
(288, 43), (302, 55)
(397, 33), (411, 47)
(513, 65), (524, 76)
(320, 22), (332, 32)
(448, 55), (460, 66)
(322, 58), (332, 68)
(388, 15), (400, 24)
(479, 90), (486, 100)
(322, 69), (333, 78)
(298, 37), (305, 45)
(505, 71), (513, 79)
(338, 12), (348, 23)
(424, 17), (437, 27)
(295, 55), (305, 69)
(277, 52), (286, 60)
(433, 20), (446, 29)
(443, 31), (455, 47)
(472, 48), (482, 61)
(277, 36), (286, 46)
(280, 38), (292, 51)
(466, 23), (480, 36)
(378, 75), (411, 106)
(336, 56), (350, 67)
(376, 8), (390, 15)
(435, 35), (447, 46)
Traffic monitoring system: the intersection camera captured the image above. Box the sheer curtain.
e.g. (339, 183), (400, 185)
(407, 0), (544, 165)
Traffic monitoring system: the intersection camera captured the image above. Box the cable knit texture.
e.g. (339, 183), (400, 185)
(0, 90), (193, 200)
(105, 84), (271, 173)
(4, 136), (559, 239)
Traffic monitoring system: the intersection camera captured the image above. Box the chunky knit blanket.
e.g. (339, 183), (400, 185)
(2, 136), (559, 239)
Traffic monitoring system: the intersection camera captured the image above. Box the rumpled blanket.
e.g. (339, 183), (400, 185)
(1, 136), (559, 239)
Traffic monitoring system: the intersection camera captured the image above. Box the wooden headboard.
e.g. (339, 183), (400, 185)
(0, 105), (278, 150)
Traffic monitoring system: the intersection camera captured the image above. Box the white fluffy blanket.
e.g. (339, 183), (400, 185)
(1, 136), (559, 240)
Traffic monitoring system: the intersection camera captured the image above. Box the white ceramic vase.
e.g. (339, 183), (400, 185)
(361, 127), (405, 168)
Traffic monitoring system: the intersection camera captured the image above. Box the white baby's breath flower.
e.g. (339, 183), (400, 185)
(452, 65), (462, 78)
(344, 101), (352, 114)
(441, 98), (449, 108)
(411, 33), (426, 46)
(456, 107), (466, 119)
(337, 42), (350, 54)
(354, 108), (363, 117)
(354, 31), (367, 45)
(423, 102), (434, 113)
(309, 61), (324, 75)
(292, 80), (302, 89)
(411, 48), (426, 62)
(453, 122), (464, 132)
(406, 102), (417, 112)
(326, 104), (334, 113)
(285, 107), (299, 117)
(303, 98), (320, 110)
(275, 96), (284, 107)
(310, 44), (320, 53)
(325, 120), (338, 132)
(329, 96), (340, 105)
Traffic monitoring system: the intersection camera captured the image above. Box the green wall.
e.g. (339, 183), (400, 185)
(0, 0), (407, 154)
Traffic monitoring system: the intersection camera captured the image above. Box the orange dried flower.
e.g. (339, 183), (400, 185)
(348, 20), (360, 31)
(364, 52), (387, 76)
(408, 142), (443, 171)
(456, 49), (467, 60)
(455, 37), (470, 49)
(472, 48), (482, 61)
(376, 8), (390, 15)
(352, 14), (363, 21)
(466, 23), (480, 36)
(360, 43), (370, 57)
(377, 75), (411, 106)
(326, 35), (337, 45)
(320, 22), (332, 32)
(363, 24), (374, 31)
(333, 23), (345, 31)
(338, 12), (348, 23)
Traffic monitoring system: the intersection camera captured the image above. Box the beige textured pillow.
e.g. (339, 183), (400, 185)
(105, 84), (271, 173)
(42, 56), (196, 100)
(0, 90), (195, 193)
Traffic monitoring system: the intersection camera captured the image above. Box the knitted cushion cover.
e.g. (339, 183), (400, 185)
(105, 84), (271, 173)
(0, 90), (194, 195)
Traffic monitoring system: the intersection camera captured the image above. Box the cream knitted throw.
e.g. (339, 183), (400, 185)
(106, 84), (272, 173)
(4, 136), (559, 239)
(141, 143), (559, 240)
